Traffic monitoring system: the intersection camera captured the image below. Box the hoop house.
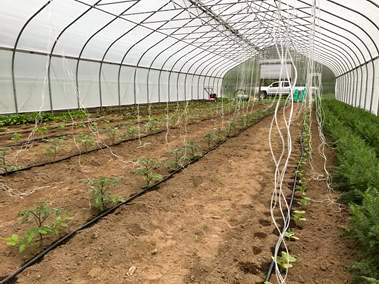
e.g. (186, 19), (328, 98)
(0, 0), (378, 114)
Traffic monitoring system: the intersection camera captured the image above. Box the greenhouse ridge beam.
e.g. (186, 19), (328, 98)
(187, 0), (259, 51)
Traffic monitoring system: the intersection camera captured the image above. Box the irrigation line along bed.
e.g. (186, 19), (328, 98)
(0, 100), (225, 142)
(264, 115), (306, 283)
(1, 104), (235, 148)
(0, 108), (240, 176)
(0, 108), (276, 284)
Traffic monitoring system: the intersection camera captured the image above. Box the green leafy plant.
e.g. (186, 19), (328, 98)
(106, 127), (119, 144)
(45, 138), (64, 160)
(83, 177), (123, 213)
(166, 147), (187, 171)
(78, 132), (95, 152)
(300, 193), (311, 208)
(165, 142), (201, 172)
(273, 251), (296, 270)
(5, 203), (68, 252)
(126, 126), (138, 137)
(204, 132), (218, 148)
(132, 158), (162, 186)
(359, 276), (379, 284)
(36, 127), (48, 137)
(183, 141), (201, 160)
(284, 229), (299, 241)
(226, 119), (237, 136)
(348, 188), (379, 281)
(296, 182), (307, 193)
(144, 118), (160, 132)
(293, 210), (306, 226)
(11, 132), (22, 143)
(204, 129), (227, 149)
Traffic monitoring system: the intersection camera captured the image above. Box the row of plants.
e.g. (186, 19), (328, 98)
(323, 100), (379, 157)
(0, 110), (88, 128)
(322, 101), (379, 283)
(0, 100), (243, 174)
(3, 105), (276, 254)
(1, 100), (234, 146)
(0, 100), (233, 130)
(268, 109), (312, 281)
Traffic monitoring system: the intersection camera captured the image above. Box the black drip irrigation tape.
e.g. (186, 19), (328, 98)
(263, 118), (306, 283)
(0, 111), (235, 176)
(0, 110), (275, 284)
(0, 129), (164, 176)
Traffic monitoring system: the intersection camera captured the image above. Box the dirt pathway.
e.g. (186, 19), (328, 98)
(12, 105), (303, 283)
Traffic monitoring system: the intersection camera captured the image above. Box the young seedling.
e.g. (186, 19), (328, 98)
(204, 131), (218, 148)
(132, 158), (162, 186)
(11, 132), (22, 143)
(5, 203), (68, 252)
(36, 127), (48, 137)
(106, 127), (119, 144)
(83, 177), (123, 213)
(183, 141), (201, 160)
(226, 119), (237, 136)
(300, 193), (311, 208)
(296, 182), (307, 193)
(45, 138), (64, 160)
(78, 132), (95, 152)
(273, 251), (297, 270)
(293, 210), (306, 227)
(284, 229), (300, 241)
(166, 148), (186, 172)
(144, 118), (160, 132)
(127, 126), (138, 137)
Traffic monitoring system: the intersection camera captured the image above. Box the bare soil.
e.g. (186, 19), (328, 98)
(284, 114), (353, 284)
(0, 103), (268, 277)
(8, 104), (304, 283)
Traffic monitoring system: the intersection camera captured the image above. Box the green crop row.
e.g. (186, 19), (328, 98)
(323, 100), (379, 157)
(0, 110), (87, 127)
(322, 100), (379, 283)
(0, 99), (236, 128)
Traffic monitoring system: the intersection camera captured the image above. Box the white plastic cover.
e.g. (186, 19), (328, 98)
(0, 0), (378, 114)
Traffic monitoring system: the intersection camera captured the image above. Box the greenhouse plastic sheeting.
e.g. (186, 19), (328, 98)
(0, 0), (378, 114)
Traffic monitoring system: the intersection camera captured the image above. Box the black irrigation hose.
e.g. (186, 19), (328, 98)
(0, 110), (275, 284)
(264, 118), (306, 283)
(0, 129), (164, 176)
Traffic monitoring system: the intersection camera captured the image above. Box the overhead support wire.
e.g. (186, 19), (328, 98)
(187, 0), (260, 52)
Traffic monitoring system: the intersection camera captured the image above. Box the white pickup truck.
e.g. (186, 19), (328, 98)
(260, 81), (305, 97)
